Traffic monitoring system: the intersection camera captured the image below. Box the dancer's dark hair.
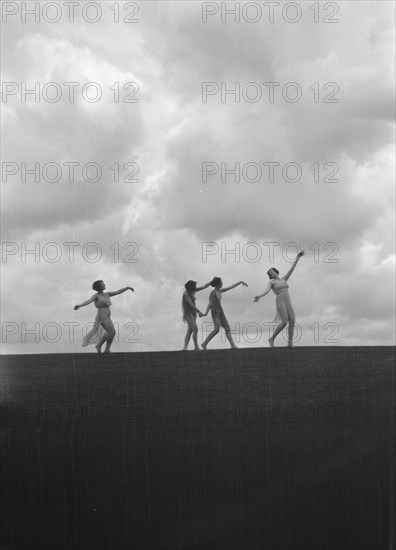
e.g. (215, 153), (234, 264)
(92, 280), (103, 291)
(210, 276), (222, 288)
(185, 280), (197, 293)
(267, 268), (279, 276)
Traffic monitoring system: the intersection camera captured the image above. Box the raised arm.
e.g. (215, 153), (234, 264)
(283, 251), (305, 281)
(74, 295), (96, 310)
(221, 281), (248, 293)
(253, 281), (273, 302)
(196, 280), (212, 292)
(108, 286), (134, 297)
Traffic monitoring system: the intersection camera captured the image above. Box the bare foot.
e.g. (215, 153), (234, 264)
(201, 343), (207, 351)
(194, 347), (201, 351)
(231, 346), (238, 350)
(95, 344), (102, 353)
(268, 338), (274, 348)
(104, 349), (112, 354)
(287, 342), (294, 348)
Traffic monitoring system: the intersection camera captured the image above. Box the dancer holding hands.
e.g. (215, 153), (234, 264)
(201, 277), (248, 350)
(254, 251), (304, 347)
(182, 279), (212, 351)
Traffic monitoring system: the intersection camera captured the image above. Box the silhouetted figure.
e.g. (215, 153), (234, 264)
(74, 280), (134, 353)
(201, 277), (248, 350)
(254, 251), (304, 347)
(182, 279), (212, 350)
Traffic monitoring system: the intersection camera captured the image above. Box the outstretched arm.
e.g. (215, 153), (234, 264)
(253, 282), (273, 302)
(108, 286), (134, 297)
(196, 280), (212, 292)
(283, 251), (305, 281)
(221, 281), (248, 293)
(74, 295), (95, 310)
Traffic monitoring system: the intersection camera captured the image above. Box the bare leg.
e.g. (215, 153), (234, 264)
(287, 307), (296, 347)
(269, 321), (287, 346)
(270, 299), (288, 347)
(97, 332), (108, 351)
(225, 329), (238, 349)
(104, 333), (115, 353)
(202, 325), (220, 350)
(288, 322), (295, 347)
(192, 327), (200, 351)
(101, 318), (116, 353)
(183, 327), (193, 350)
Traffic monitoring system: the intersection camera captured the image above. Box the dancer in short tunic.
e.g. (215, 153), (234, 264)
(74, 280), (134, 353)
(201, 277), (248, 350)
(254, 251), (304, 347)
(182, 279), (212, 351)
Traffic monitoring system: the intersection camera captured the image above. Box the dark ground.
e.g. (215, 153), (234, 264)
(0, 347), (395, 550)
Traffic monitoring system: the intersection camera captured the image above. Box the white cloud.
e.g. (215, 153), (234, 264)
(1, 1), (395, 352)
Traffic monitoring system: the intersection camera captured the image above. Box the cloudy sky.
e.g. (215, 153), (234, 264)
(1, 1), (395, 353)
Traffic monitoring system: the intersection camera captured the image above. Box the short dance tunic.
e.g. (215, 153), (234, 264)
(209, 289), (230, 330)
(82, 293), (115, 347)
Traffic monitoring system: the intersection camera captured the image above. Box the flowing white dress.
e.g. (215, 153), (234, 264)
(82, 293), (114, 347)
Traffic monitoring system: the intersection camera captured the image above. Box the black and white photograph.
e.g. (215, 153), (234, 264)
(1, 1), (395, 549)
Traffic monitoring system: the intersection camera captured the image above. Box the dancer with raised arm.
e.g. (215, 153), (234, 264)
(201, 277), (248, 350)
(182, 279), (212, 351)
(254, 251), (304, 347)
(74, 280), (134, 353)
